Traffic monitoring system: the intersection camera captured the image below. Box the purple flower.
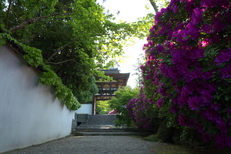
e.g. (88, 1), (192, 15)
(177, 86), (191, 107)
(176, 64), (189, 75)
(216, 118), (227, 134)
(185, 0), (196, 12)
(191, 8), (204, 24)
(158, 86), (167, 96)
(201, 133), (210, 142)
(214, 49), (231, 65)
(228, 109), (231, 115)
(168, 66), (181, 80)
(211, 34), (221, 44)
(140, 0), (231, 149)
(185, 23), (200, 39)
(156, 44), (165, 53)
(195, 49), (204, 58)
(157, 99), (163, 107)
(214, 134), (228, 149)
(210, 103), (221, 111)
(212, 15), (226, 32)
(155, 11), (163, 24)
(205, 82), (217, 92)
(200, 108), (219, 122)
(226, 137), (231, 148)
(178, 114), (185, 125)
(202, 71), (213, 80)
(184, 67), (202, 82)
(200, 0), (229, 7)
(200, 90), (213, 107)
(172, 4), (178, 13)
(219, 64), (231, 79)
(159, 63), (169, 77)
(170, 105), (177, 114)
(194, 122), (203, 133)
(150, 25), (157, 32)
(188, 96), (200, 110)
(201, 24), (213, 33)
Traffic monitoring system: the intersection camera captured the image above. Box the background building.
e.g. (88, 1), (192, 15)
(76, 68), (130, 114)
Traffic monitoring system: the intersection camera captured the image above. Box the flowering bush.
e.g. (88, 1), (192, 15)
(127, 86), (159, 129)
(139, 0), (231, 149)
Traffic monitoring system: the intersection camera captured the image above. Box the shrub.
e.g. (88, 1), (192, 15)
(140, 0), (231, 149)
(108, 86), (139, 126)
(127, 87), (159, 130)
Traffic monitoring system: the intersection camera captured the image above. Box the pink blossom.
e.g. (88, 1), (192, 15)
(108, 110), (118, 115)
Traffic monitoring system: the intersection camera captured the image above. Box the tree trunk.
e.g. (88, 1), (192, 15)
(149, 0), (159, 14)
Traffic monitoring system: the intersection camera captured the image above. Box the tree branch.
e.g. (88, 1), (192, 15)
(47, 38), (78, 62)
(9, 13), (65, 32)
(45, 59), (77, 65)
(5, 0), (12, 29)
(46, 32), (111, 62)
(149, 0), (159, 14)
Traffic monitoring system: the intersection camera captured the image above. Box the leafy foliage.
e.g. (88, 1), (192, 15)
(0, 33), (81, 110)
(0, 0), (153, 110)
(108, 86), (139, 126)
(22, 45), (43, 67)
(96, 100), (112, 114)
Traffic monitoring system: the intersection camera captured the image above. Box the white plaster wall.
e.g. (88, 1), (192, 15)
(0, 46), (75, 153)
(76, 104), (93, 114)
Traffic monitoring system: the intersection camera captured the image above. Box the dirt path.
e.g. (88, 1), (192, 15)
(4, 135), (162, 154)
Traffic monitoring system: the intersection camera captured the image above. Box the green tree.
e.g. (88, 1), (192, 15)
(109, 86), (139, 126)
(0, 0), (159, 109)
(96, 100), (112, 114)
(0, 1), (144, 103)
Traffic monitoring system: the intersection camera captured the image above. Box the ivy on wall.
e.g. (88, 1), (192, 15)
(0, 32), (81, 110)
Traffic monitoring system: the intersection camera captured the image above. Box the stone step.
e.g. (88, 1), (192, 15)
(86, 114), (117, 125)
(76, 128), (142, 132)
(73, 131), (143, 136)
(74, 126), (153, 136)
(74, 114), (153, 136)
(77, 124), (116, 129)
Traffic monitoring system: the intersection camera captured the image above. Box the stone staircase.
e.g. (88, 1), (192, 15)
(80, 114), (116, 127)
(73, 114), (149, 136)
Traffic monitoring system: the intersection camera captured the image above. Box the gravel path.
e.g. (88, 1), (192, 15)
(4, 135), (160, 154)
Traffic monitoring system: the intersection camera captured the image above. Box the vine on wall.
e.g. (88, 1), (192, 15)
(0, 32), (81, 110)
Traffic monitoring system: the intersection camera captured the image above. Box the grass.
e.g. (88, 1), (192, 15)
(144, 134), (161, 142)
(151, 144), (195, 154)
(144, 134), (192, 154)
(143, 134), (224, 154)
